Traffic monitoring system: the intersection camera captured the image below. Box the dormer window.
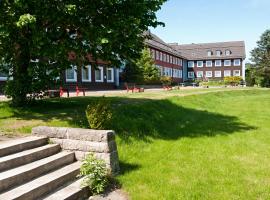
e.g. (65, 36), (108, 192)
(225, 50), (231, 56)
(207, 50), (213, 57)
(216, 50), (222, 56)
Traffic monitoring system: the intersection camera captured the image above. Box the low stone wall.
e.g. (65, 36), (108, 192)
(32, 126), (120, 175)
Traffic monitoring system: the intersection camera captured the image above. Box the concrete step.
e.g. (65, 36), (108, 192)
(0, 144), (61, 172)
(42, 178), (90, 200)
(0, 162), (81, 200)
(0, 136), (48, 157)
(0, 151), (75, 192)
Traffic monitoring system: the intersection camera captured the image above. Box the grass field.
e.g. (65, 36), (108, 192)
(0, 88), (270, 199)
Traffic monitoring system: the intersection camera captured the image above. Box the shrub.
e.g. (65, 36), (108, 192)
(160, 76), (172, 86)
(85, 97), (113, 130)
(224, 76), (242, 86)
(79, 154), (109, 195)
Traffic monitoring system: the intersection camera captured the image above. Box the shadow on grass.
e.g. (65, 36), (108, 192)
(0, 96), (256, 142)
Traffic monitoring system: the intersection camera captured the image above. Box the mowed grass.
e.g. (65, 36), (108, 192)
(0, 88), (270, 199)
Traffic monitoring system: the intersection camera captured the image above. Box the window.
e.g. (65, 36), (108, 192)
(206, 61), (212, 67)
(151, 49), (155, 59)
(215, 60), (222, 67)
(188, 72), (195, 79)
(234, 59), (241, 66)
(167, 55), (170, 63)
(207, 50), (213, 56)
(224, 60), (231, 66)
(66, 65), (77, 82)
(197, 61), (203, 67)
(225, 50), (231, 56)
(156, 51), (160, 60)
(224, 70), (231, 77)
(81, 65), (91, 82)
(188, 61), (194, 68)
(170, 56), (172, 64)
(156, 65), (163, 76)
(0, 72), (8, 81)
(216, 50), (222, 56)
(205, 71), (213, 78)
(164, 67), (172, 77)
(95, 66), (104, 82)
(160, 52), (162, 61)
(215, 71), (222, 77)
(179, 59), (183, 66)
(197, 71), (204, 78)
(106, 68), (114, 82)
(233, 70), (241, 77)
(179, 70), (183, 78)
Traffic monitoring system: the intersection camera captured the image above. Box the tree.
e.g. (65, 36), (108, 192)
(251, 29), (270, 87)
(0, 0), (166, 105)
(136, 48), (160, 84)
(245, 63), (256, 86)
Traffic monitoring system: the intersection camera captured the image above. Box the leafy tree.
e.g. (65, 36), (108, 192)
(0, 0), (166, 105)
(245, 63), (256, 86)
(121, 61), (144, 84)
(251, 29), (270, 87)
(136, 48), (160, 84)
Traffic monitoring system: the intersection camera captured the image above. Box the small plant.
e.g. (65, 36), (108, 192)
(85, 97), (113, 130)
(224, 76), (242, 86)
(160, 76), (172, 86)
(79, 154), (109, 195)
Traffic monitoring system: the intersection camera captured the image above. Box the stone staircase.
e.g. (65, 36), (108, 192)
(0, 136), (90, 200)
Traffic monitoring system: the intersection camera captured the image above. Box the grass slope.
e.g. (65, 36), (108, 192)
(0, 88), (270, 199)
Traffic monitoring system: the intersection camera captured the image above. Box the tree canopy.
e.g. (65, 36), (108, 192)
(0, 0), (166, 105)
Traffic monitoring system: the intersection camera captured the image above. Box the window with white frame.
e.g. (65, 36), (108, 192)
(224, 60), (231, 66)
(216, 50), (222, 56)
(197, 71), (204, 78)
(66, 65), (77, 82)
(167, 55), (169, 63)
(179, 70), (183, 78)
(207, 50), (213, 56)
(160, 52), (162, 61)
(224, 70), (231, 77)
(95, 66), (104, 82)
(156, 65), (163, 76)
(206, 61), (212, 67)
(215, 60), (222, 67)
(156, 51), (160, 60)
(233, 70), (241, 77)
(225, 50), (231, 56)
(0, 72), (8, 81)
(234, 59), (241, 66)
(188, 61), (194, 68)
(179, 59), (183, 66)
(151, 49), (155, 59)
(106, 68), (114, 82)
(215, 71), (222, 78)
(197, 61), (203, 67)
(81, 65), (91, 82)
(188, 71), (194, 79)
(170, 56), (172, 64)
(205, 71), (213, 78)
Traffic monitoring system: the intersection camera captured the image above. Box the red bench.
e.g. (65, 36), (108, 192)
(125, 83), (141, 93)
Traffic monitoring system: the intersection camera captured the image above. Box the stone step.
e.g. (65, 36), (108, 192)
(42, 178), (90, 200)
(0, 136), (48, 157)
(0, 144), (61, 172)
(0, 151), (75, 192)
(0, 161), (81, 200)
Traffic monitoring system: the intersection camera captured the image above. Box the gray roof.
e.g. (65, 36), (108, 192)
(170, 41), (246, 60)
(144, 32), (184, 58)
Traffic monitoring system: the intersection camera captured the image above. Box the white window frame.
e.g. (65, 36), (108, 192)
(206, 61), (212, 67)
(106, 68), (114, 83)
(0, 72), (8, 81)
(197, 71), (204, 78)
(66, 65), (77, 82)
(225, 50), (231, 56)
(179, 70), (183, 78)
(156, 51), (160, 60)
(207, 51), (212, 57)
(233, 70), (241, 77)
(95, 66), (104, 82)
(205, 71), (213, 78)
(197, 61), (203, 68)
(81, 65), (92, 82)
(215, 60), (222, 67)
(188, 61), (194, 68)
(234, 59), (241, 66)
(224, 60), (231, 66)
(216, 50), (221, 56)
(188, 72), (195, 79)
(224, 70), (231, 77)
(215, 71), (222, 78)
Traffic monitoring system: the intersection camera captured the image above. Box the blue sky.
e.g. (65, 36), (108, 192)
(150, 0), (270, 61)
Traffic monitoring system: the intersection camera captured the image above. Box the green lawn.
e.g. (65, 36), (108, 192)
(0, 88), (270, 199)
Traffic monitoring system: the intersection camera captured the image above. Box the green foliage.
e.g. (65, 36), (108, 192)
(0, 0), (167, 105)
(224, 76), (242, 86)
(121, 61), (144, 84)
(251, 29), (270, 87)
(85, 97), (113, 130)
(160, 76), (172, 86)
(79, 154), (109, 195)
(245, 63), (257, 86)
